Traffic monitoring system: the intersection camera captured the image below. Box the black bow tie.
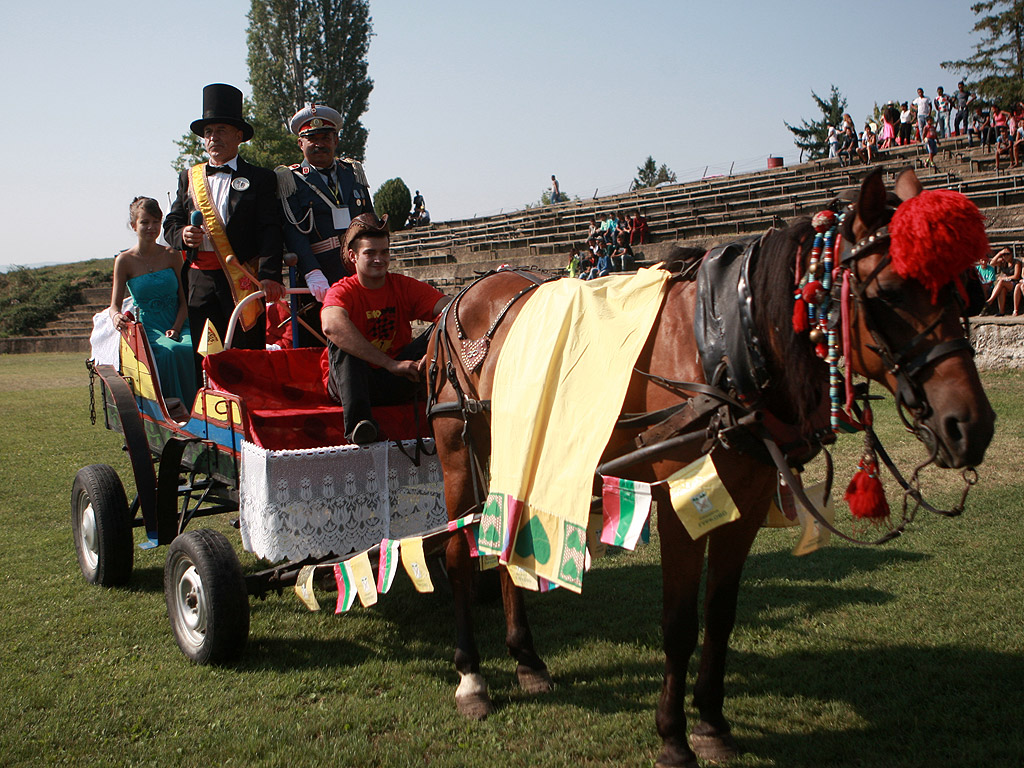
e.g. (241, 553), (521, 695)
(208, 165), (233, 175)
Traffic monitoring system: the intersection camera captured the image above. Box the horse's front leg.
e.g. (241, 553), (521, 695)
(690, 472), (772, 763)
(499, 569), (554, 694)
(655, 487), (707, 768)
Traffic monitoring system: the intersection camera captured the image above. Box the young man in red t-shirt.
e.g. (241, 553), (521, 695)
(320, 214), (451, 444)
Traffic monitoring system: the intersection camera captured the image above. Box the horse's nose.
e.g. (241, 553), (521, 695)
(939, 406), (995, 468)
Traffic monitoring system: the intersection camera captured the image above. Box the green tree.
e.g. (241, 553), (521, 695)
(942, 1), (1024, 107)
(632, 156), (677, 189)
(173, 0), (373, 171)
(373, 178), (412, 232)
(785, 85), (848, 160)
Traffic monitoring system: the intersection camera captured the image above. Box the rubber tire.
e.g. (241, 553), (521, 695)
(164, 529), (249, 665)
(71, 464), (133, 586)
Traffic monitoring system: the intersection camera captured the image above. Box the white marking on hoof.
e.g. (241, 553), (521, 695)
(455, 672), (493, 719)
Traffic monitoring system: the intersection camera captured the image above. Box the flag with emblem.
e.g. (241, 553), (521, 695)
(400, 537), (433, 593)
(349, 551), (378, 607)
(600, 476), (653, 549)
(377, 539), (400, 593)
(294, 565), (320, 611)
(333, 562), (356, 613)
(197, 319), (223, 357)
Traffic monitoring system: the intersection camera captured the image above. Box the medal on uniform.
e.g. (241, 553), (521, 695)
(231, 177), (250, 191)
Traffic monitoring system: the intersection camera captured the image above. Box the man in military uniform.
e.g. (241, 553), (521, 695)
(277, 103), (374, 346)
(164, 83), (283, 358)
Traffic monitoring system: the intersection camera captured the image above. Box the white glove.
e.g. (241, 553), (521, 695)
(305, 269), (330, 302)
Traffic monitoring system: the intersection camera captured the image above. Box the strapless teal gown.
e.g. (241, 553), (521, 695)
(127, 268), (196, 407)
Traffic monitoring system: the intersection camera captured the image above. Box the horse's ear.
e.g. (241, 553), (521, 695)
(894, 168), (924, 201)
(852, 169), (887, 241)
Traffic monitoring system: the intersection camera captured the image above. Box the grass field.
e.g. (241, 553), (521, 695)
(1, 353), (1021, 768)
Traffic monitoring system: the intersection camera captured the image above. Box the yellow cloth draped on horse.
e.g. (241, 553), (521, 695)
(477, 268), (671, 592)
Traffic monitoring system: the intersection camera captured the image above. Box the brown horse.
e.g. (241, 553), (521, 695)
(426, 169), (994, 767)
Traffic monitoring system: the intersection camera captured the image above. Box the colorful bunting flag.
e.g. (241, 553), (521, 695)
(667, 454), (741, 539)
(348, 551), (378, 607)
(333, 562), (356, 613)
(197, 319), (223, 358)
(400, 537), (434, 593)
(294, 565), (321, 611)
(600, 476), (653, 549)
(377, 539), (400, 593)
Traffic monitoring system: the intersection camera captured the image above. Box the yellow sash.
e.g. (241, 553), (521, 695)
(189, 164), (261, 332)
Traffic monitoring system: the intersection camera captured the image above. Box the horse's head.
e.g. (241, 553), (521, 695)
(841, 168), (995, 468)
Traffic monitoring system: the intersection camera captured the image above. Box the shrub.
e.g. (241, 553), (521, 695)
(373, 178), (412, 232)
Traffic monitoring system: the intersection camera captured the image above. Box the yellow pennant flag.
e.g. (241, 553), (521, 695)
(506, 563), (539, 591)
(792, 481), (834, 556)
(478, 554), (499, 571)
(765, 479), (801, 528)
(399, 537), (434, 593)
(348, 551), (378, 607)
(293, 565), (321, 611)
(668, 454), (741, 540)
(197, 319), (224, 357)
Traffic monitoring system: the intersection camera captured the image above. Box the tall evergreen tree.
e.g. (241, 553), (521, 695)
(785, 86), (848, 160)
(632, 156), (677, 189)
(172, 0), (373, 171)
(942, 1), (1024, 107)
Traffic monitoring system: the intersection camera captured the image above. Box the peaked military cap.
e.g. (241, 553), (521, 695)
(290, 103), (343, 136)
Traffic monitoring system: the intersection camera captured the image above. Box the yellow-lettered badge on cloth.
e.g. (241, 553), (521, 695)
(400, 537), (434, 593)
(189, 164), (261, 332)
(294, 565), (321, 611)
(668, 454), (741, 540)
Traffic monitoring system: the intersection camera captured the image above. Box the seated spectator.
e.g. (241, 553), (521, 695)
(976, 257), (997, 303)
(618, 214), (632, 243)
(1013, 122), (1024, 167)
(629, 209), (650, 244)
(838, 125), (858, 166)
(857, 124), (878, 164)
(996, 125), (1013, 170)
(986, 248), (1020, 315)
(610, 232), (635, 272)
(602, 212), (619, 245)
(586, 216), (600, 241)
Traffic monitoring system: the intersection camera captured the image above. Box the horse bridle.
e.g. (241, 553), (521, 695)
(837, 206), (974, 430)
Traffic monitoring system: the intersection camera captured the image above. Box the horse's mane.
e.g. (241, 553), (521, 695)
(751, 219), (828, 424)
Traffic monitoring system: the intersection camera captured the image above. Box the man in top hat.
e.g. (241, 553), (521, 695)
(164, 83), (284, 358)
(277, 103), (374, 347)
(320, 213), (450, 445)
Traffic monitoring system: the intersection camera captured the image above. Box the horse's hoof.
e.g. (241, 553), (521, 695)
(455, 672), (494, 720)
(689, 721), (739, 763)
(654, 747), (699, 768)
(456, 692), (495, 720)
(515, 664), (554, 694)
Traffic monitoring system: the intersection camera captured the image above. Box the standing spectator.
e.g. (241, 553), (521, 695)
(413, 189), (425, 214)
(550, 175), (561, 204)
(827, 125), (839, 157)
(899, 102), (915, 145)
(566, 244), (582, 278)
(923, 116), (939, 167)
(935, 86), (951, 139)
(163, 83), (284, 361)
(952, 81), (975, 136)
(912, 88), (932, 141)
(878, 107), (897, 150)
(629, 210), (650, 245)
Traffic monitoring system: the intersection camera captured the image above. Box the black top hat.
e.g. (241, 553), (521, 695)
(190, 83), (254, 142)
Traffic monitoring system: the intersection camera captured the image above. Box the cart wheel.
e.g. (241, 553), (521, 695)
(164, 529), (249, 665)
(71, 464), (133, 586)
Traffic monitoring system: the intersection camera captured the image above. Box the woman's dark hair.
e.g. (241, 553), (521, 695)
(129, 196), (162, 227)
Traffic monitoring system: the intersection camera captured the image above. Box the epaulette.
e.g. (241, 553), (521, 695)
(273, 165), (298, 199)
(342, 158), (369, 189)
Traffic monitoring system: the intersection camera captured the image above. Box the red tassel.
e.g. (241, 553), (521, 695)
(801, 280), (824, 303)
(844, 461), (890, 519)
(815, 341), (828, 358)
(793, 297), (808, 333)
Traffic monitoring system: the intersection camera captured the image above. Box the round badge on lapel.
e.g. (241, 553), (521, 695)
(231, 177), (250, 191)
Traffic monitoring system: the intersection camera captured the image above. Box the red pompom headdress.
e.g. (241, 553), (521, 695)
(888, 189), (989, 301)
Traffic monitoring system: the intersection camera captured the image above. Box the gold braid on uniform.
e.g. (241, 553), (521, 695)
(274, 165), (314, 234)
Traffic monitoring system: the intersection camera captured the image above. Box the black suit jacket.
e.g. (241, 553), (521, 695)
(164, 156), (283, 282)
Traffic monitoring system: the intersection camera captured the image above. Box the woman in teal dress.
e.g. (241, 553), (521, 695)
(109, 197), (196, 407)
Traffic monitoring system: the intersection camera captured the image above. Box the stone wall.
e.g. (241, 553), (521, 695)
(972, 319), (1024, 369)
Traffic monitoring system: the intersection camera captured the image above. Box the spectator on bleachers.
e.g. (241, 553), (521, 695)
(923, 116), (939, 167)
(995, 124), (1013, 170)
(953, 81), (975, 136)
(1014, 278), (1024, 316)
(611, 231), (635, 272)
(601, 212), (619, 245)
(587, 216), (600, 241)
(857, 124), (879, 164)
(1013, 121), (1024, 167)
(566, 244), (582, 278)
(935, 86), (951, 139)
(618, 214), (632, 244)
(913, 87), (932, 140)
(629, 209), (650, 245)
(550, 175), (562, 204)
(838, 125), (858, 166)
(828, 125), (839, 157)
(986, 248), (1020, 315)
(976, 256), (997, 302)
(899, 102), (915, 145)
(878, 106), (898, 149)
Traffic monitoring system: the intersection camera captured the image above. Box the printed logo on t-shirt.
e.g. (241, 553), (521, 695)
(366, 307), (397, 352)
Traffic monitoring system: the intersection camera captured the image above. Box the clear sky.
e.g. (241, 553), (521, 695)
(0, 0), (981, 269)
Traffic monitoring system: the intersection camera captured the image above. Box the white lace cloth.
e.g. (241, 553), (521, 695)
(239, 439), (448, 562)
